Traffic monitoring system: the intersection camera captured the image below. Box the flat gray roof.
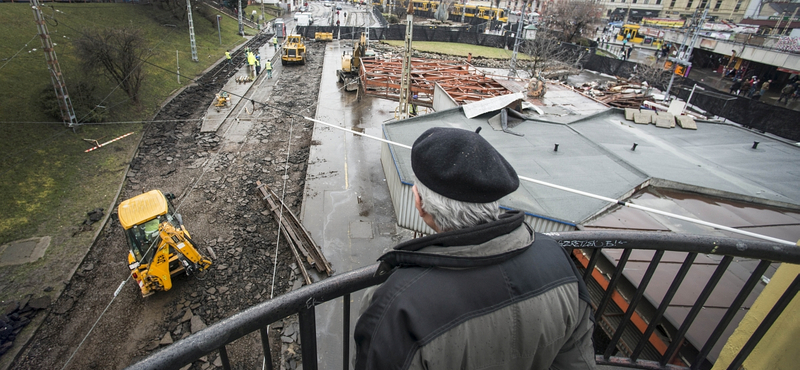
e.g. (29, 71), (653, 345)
(383, 105), (800, 227)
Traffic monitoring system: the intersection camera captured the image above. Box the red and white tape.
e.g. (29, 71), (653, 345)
(84, 132), (135, 153)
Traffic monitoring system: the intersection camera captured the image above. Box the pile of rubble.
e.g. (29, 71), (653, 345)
(624, 107), (698, 130)
(1, 296), (50, 356)
(571, 78), (654, 108)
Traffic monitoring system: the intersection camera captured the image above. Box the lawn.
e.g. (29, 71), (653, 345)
(0, 3), (252, 250)
(379, 40), (530, 60)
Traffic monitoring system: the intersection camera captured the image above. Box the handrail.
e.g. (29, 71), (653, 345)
(124, 230), (800, 370)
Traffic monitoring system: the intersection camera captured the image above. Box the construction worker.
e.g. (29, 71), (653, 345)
(225, 50), (231, 65)
(273, 37), (278, 51)
(247, 51), (256, 78)
(265, 60), (272, 79)
(255, 55), (261, 76)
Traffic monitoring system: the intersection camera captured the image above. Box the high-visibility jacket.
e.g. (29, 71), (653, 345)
(265, 61), (272, 71)
(225, 51), (231, 60)
(247, 52), (256, 66)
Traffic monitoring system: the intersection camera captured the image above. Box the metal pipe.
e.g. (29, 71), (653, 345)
(299, 306), (318, 370)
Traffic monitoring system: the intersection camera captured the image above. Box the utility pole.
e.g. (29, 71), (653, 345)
(31, 0), (78, 128)
(663, 7), (708, 103)
(398, 2), (414, 119)
(508, 0), (531, 77)
(238, 0), (244, 36)
(186, 0), (199, 62)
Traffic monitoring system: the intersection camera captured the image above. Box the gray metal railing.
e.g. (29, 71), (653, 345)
(124, 231), (800, 370)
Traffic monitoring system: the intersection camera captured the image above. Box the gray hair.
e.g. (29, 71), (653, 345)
(415, 181), (501, 232)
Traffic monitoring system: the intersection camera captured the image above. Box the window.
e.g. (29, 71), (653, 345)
(686, 0), (693, 9)
(699, 0), (708, 9)
(670, 0), (676, 7)
(657, 0), (662, 4)
(734, 0), (743, 11)
(633, 0), (637, 3)
(714, 0), (722, 9)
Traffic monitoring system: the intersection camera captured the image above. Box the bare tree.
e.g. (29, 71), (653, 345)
(520, 31), (586, 78)
(546, 0), (601, 43)
(630, 63), (671, 95)
(75, 27), (152, 104)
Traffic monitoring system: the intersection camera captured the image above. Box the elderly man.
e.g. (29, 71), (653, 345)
(354, 127), (597, 370)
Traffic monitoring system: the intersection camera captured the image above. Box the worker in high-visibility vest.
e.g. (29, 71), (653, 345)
(225, 50), (231, 65)
(272, 37), (278, 51)
(247, 51), (256, 78)
(265, 60), (273, 79)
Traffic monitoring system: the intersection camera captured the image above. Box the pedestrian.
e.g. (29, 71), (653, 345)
(747, 77), (758, 98)
(354, 127), (597, 370)
(225, 50), (231, 65)
(730, 79), (742, 95)
(467, 52), (472, 63)
(265, 60), (272, 79)
(740, 78), (751, 96)
(626, 45), (633, 60)
(251, 10), (256, 22)
(760, 79), (771, 97)
(255, 55), (261, 76)
(778, 83), (793, 104)
(336, 19), (340, 27)
(272, 37), (278, 51)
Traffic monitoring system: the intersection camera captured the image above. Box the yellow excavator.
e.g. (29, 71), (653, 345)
(118, 190), (213, 297)
(336, 32), (374, 92)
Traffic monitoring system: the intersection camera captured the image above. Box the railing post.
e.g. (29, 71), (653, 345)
(631, 252), (697, 361)
(595, 248), (633, 323)
(604, 250), (664, 359)
(218, 345), (231, 370)
(692, 260), (770, 369)
(260, 327), (274, 370)
(299, 304), (318, 370)
(661, 255), (733, 366)
(343, 293), (351, 370)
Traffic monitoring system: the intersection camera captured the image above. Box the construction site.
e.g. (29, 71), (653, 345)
(1, 1), (800, 370)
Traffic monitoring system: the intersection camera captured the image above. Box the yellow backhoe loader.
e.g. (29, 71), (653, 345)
(118, 190), (212, 297)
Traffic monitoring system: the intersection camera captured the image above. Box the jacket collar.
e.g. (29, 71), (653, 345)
(376, 211), (532, 275)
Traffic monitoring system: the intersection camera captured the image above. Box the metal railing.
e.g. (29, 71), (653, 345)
(124, 231), (800, 370)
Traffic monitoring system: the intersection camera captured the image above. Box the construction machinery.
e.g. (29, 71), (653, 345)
(118, 190), (213, 297)
(314, 32), (333, 42)
(281, 34), (306, 66)
(336, 32), (374, 92)
(214, 91), (230, 112)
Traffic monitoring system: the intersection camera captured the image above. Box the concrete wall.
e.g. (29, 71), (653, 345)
(712, 263), (800, 370)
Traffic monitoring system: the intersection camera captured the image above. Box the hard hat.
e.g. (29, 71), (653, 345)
(256, 55), (260, 59)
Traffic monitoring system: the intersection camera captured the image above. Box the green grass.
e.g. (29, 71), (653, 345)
(0, 3), (251, 246)
(380, 40), (530, 60)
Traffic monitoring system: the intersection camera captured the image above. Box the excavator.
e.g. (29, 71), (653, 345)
(336, 32), (374, 92)
(118, 190), (213, 297)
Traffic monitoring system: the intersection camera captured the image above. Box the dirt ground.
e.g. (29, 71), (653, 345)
(11, 35), (326, 370)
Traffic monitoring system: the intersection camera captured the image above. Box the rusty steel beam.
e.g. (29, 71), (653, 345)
(360, 57), (512, 106)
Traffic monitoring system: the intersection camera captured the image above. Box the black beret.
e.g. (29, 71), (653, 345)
(411, 127), (519, 203)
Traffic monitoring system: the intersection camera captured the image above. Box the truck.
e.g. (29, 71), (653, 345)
(296, 13), (312, 27)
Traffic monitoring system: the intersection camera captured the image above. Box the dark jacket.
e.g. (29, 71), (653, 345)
(354, 211), (597, 370)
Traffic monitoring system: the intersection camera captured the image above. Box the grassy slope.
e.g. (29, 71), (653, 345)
(380, 40), (530, 60)
(0, 3), (250, 300)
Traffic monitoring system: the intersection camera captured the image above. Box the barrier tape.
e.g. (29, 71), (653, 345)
(84, 132), (134, 153)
